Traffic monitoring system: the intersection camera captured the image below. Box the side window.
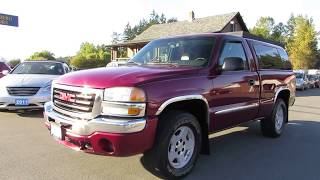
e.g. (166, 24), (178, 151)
(253, 44), (282, 69)
(278, 48), (292, 70)
(63, 64), (70, 73)
(219, 41), (249, 71)
(0, 63), (4, 70)
(0, 63), (9, 70)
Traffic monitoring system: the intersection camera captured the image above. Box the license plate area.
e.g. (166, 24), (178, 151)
(15, 99), (29, 106)
(50, 122), (64, 140)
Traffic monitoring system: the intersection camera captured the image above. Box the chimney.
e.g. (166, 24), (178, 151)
(188, 11), (195, 22)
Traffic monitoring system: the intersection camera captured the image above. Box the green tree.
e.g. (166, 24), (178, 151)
(121, 10), (177, 42)
(111, 32), (122, 44)
(251, 17), (275, 39)
(70, 43), (111, 69)
(167, 17), (178, 23)
(287, 15), (318, 69)
(251, 17), (287, 44)
(122, 23), (135, 41)
(28, 50), (55, 60)
(271, 22), (286, 43)
(285, 14), (296, 39)
(56, 56), (72, 65)
(7, 59), (21, 68)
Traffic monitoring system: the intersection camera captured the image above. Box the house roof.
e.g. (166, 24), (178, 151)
(132, 12), (247, 42)
(109, 12), (248, 47)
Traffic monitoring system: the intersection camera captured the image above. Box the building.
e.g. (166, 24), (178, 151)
(109, 11), (249, 60)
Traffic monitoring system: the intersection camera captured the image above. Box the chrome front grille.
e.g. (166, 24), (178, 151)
(7, 87), (40, 96)
(53, 88), (96, 113)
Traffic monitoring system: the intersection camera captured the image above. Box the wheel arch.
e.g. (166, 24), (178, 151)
(156, 95), (210, 154)
(274, 88), (290, 122)
(274, 88), (290, 107)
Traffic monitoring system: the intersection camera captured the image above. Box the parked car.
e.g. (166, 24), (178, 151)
(106, 58), (130, 67)
(44, 33), (295, 179)
(0, 61), (11, 79)
(315, 75), (320, 88)
(295, 72), (309, 91)
(307, 74), (316, 88)
(0, 60), (70, 110)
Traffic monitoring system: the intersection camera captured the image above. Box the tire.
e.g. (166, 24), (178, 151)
(260, 99), (287, 138)
(142, 111), (202, 179)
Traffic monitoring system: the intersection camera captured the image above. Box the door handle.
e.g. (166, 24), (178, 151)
(248, 79), (255, 86)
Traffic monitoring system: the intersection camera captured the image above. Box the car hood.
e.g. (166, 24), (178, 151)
(0, 74), (60, 88)
(56, 65), (200, 89)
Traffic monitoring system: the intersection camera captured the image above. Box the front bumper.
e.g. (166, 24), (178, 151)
(0, 93), (50, 110)
(295, 83), (305, 89)
(44, 102), (158, 156)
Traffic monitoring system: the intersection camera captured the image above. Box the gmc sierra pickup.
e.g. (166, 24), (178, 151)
(44, 32), (295, 179)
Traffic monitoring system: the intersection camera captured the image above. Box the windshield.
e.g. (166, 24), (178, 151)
(295, 73), (303, 79)
(129, 36), (215, 67)
(11, 62), (64, 75)
(308, 75), (315, 80)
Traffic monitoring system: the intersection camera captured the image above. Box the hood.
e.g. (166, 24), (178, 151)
(0, 74), (59, 88)
(56, 65), (199, 89)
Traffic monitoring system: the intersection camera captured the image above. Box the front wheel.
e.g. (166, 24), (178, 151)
(142, 111), (202, 179)
(261, 99), (287, 137)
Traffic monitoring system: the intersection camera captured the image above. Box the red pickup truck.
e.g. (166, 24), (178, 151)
(44, 33), (295, 179)
(0, 61), (11, 79)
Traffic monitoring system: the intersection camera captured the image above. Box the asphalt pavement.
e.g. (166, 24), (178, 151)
(0, 89), (319, 180)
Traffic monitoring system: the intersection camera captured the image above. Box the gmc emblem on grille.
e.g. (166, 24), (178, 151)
(59, 92), (74, 102)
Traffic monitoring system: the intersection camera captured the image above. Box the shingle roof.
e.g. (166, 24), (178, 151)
(131, 12), (244, 43)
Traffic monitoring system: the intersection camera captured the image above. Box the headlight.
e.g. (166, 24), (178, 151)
(0, 85), (7, 94)
(40, 84), (52, 93)
(102, 87), (146, 117)
(103, 87), (146, 102)
(296, 79), (303, 85)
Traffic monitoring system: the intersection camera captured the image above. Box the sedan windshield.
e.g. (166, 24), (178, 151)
(129, 36), (215, 67)
(295, 73), (303, 79)
(11, 62), (64, 75)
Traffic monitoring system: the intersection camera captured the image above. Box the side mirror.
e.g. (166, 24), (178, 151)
(1, 70), (9, 76)
(222, 57), (244, 71)
(215, 65), (223, 75)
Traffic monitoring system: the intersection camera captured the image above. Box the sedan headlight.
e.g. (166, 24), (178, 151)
(296, 79), (303, 85)
(0, 85), (7, 94)
(102, 87), (146, 117)
(39, 84), (52, 93)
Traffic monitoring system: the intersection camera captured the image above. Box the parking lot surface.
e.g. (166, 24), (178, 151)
(0, 89), (319, 180)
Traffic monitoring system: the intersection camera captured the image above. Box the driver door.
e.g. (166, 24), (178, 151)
(211, 37), (260, 131)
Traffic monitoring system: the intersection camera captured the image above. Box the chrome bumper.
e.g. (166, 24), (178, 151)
(295, 84), (304, 89)
(0, 94), (50, 110)
(44, 102), (146, 135)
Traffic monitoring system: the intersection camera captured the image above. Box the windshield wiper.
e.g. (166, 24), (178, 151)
(127, 61), (141, 66)
(146, 62), (179, 67)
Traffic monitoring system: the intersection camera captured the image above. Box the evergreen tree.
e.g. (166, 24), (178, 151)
(287, 15), (318, 69)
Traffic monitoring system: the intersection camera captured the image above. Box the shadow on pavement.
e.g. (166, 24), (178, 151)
(293, 104), (320, 109)
(296, 88), (320, 97)
(141, 120), (320, 180)
(187, 120), (320, 180)
(290, 109), (320, 116)
(15, 110), (44, 118)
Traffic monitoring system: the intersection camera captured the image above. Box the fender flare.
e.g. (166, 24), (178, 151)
(156, 95), (209, 124)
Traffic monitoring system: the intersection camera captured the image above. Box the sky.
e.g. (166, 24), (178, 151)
(0, 0), (319, 60)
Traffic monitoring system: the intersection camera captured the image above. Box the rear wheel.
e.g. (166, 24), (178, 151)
(261, 99), (287, 137)
(143, 111), (202, 179)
